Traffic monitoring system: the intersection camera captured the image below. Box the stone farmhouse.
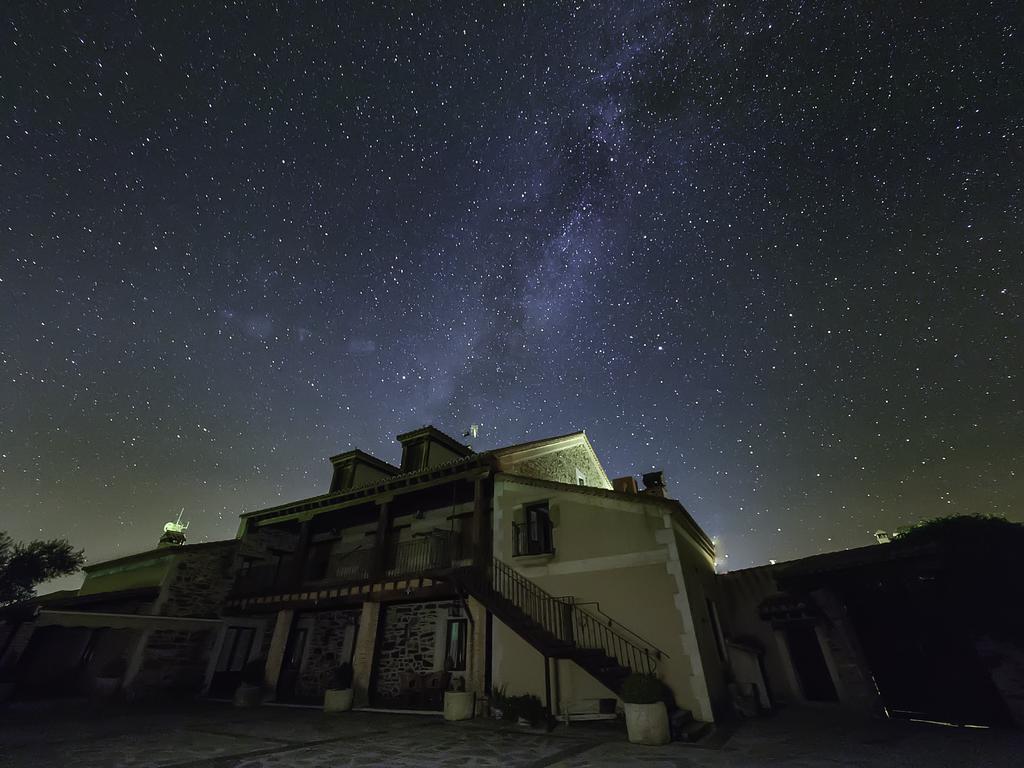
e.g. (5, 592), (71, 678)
(0, 426), (728, 726)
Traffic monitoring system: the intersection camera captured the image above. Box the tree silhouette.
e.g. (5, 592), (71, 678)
(0, 531), (85, 607)
(894, 514), (1024, 642)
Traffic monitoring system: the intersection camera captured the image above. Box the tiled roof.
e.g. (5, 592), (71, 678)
(241, 431), (588, 521)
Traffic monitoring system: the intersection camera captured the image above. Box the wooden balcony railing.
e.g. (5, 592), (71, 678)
(384, 533), (458, 578)
(232, 562), (290, 597)
(232, 532), (460, 597)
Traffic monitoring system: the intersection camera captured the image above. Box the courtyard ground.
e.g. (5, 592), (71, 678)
(0, 700), (1020, 767)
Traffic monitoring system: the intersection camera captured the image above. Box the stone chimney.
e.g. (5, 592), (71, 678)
(642, 470), (667, 498)
(612, 476), (639, 494)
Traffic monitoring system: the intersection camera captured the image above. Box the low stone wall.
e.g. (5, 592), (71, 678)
(294, 609), (360, 699)
(374, 601), (447, 701)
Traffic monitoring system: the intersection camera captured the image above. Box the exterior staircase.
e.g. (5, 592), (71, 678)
(453, 557), (666, 696)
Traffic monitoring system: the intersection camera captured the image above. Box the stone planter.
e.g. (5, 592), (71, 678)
(324, 688), (354, 712)
(624, 701), (670, 746)
(233, 684), (263, 708)
(443, 691), (475, 721)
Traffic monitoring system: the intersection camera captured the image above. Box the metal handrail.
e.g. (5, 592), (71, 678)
(482, 556), (661, 676)
(571, 601), (669, 660)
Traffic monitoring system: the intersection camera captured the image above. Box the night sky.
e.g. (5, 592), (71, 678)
(1, 2), (1021, 588)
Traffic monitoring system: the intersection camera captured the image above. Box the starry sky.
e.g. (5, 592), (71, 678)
(1, 2), (1021, 588)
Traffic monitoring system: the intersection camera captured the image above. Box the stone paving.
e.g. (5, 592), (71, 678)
(0, 700), (1021, 768)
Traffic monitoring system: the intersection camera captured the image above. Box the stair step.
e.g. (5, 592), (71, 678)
(678, 720), (712, 743)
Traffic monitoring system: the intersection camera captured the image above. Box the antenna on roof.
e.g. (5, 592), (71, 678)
(164, 508), (189, 534)
(159, 508), (189, 547)
(463, 424), (480, 440)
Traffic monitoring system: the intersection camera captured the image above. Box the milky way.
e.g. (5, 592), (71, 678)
(1, 2), (1020, 585)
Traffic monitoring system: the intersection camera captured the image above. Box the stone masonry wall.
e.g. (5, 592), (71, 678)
(162, 543), (240, 619)
(132, 628), (217, 697)
(294, 608), (361, 699)
(511, 443), (599, 486)
(374, 601), (446, 700)
(129, 543), (239, 698)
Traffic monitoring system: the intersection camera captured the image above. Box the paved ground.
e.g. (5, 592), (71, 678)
(0, 700), (1021, 767)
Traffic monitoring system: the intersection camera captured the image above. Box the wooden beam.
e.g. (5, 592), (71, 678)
(371, 501), (390, 580)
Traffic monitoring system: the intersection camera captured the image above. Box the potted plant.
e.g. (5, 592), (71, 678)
(233, 658), (265, 708)
(324, 662), (354, 712)
(488, 684), (508, 719)
(443, 674), (474, 721)
(621, 673), (671, 745)
(501, 693), (550, 731)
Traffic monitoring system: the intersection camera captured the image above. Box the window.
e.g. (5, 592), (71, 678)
(216, 626), (256, 672)
(575, 468), (586, 485)
(455, 516), (474, 559)
(285, 627), (308, 669)
(402, 440), (426, 471)
(445, 618), (467, 671)
(514, 502), (554, 556)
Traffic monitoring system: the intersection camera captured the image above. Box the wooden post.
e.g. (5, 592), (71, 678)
(351, 601), (382, 707)
(290, 520), (312, 588)
(544, 654), (553, 719)
(371, 501), (391, 580)
(264, 608), (295, 698)
(471, 476), (491, 569)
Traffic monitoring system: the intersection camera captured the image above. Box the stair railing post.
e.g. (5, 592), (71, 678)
(543, 655), (552, 720)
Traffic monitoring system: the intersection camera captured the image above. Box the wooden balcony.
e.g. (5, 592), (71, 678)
(232, 532), (462, 599)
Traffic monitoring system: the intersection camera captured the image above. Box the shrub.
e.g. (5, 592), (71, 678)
(240, 658), (266, 687)
(620, 673), (668, 705)
(502, 693), (548, 726)
(328, 662), (353, 690)
(490, 683), (508, 708)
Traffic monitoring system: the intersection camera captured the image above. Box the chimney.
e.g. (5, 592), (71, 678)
(612, 476), (639, 494)
(642, 470), (667, 498)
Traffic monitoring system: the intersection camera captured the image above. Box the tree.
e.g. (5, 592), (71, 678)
(0, 531), (85, 607)
(893, 514), (1024, 642)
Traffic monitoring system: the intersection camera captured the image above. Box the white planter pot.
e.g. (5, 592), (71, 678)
(624, 701), (670, 746)
(324, 688), (354, 712)
(443, 691), (475, 721)
(233, 684), (263, 708)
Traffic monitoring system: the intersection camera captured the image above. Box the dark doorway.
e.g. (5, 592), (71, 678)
(208, 626), (256, 698)
(14, 626), (93, 699)
(275, 624), (309, 702)
(784, 623), (838, 702)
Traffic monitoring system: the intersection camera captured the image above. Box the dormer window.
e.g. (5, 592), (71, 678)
(514, 501), (554, 556)
(328, 449), (399, 493)
(575, 468), (586, 486)
(396, 426), (473, 472)
(402, 440), (427, 472)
